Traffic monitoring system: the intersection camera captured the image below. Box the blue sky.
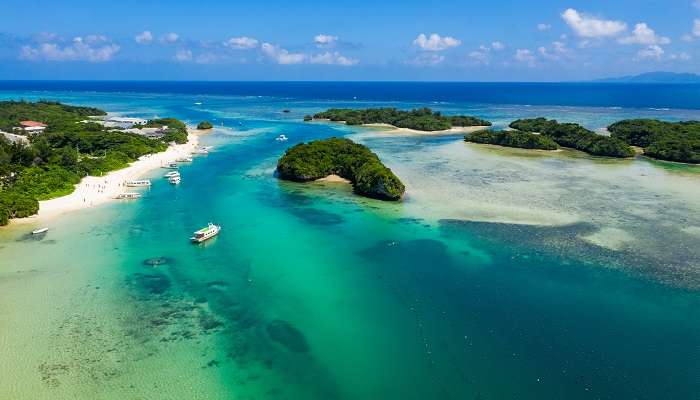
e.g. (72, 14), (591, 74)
(1, 0), (699, 81)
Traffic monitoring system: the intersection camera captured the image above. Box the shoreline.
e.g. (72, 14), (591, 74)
(312, 119), (490, 136)
(10, 128), (206, 226)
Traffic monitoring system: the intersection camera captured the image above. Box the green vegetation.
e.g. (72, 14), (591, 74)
(0, 100), (105, 132)
(510, 118), (635, 158)
(197, 121), (213, 130)
(276, 137), (405, 201)
(607, 119), (700, 164)
(313, 108), (491, 132)
(465, 130), (558, 150)
(0, 101), (187, 225)
(145, 118), (188, 143)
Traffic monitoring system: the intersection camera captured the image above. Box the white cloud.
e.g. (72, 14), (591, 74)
(694, 19), (700, 36)
(174, 49), (192, 62)
(561, 8), (626, 38)
(309, 51), (358, 66)
(537, 23), (552, 31)
(670, 52), (691, 61)
(514, 49), (536, 66)
(20, 36), (119, 62)
(491, 41), (505, 50)
(134, 31), (153, 44)
(407, 53), (445, 66)
(537, 46), (557, 61)
(682, 34), (694, 42)
(160, 32), (179, 44)
(261, 43), (306, 65)
(618, 23), (670, 45)
(468, 50), (490, 65)
(413, 33), (461, 51)
(637, 45), (664, 60)
(224, 36), (259, 49)
(314, 34), (338, 48)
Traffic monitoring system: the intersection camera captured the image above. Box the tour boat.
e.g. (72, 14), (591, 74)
(190, 223), (221, 243)
(168, 176), (181, 185)
(164, 171), (180, 178)
(32, 227), (49, 235)
(115, 192), (142, 199)
(125, 179), (151, 187)
(275, 134), (288, 141)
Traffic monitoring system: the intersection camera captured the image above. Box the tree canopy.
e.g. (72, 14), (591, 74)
(465, 130), (558, 150)
(312, 108), (491, 132)
(197, 121), (213, 130)
(607, 119), (700, 164)
(509, 118), (634, 158)
(276, 137), (405, 201)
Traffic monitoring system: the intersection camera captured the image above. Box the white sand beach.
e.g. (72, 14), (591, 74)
(361, 123), (490, 136)
(11, 129), (205, 224)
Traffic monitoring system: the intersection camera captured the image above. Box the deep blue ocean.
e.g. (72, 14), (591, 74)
(3, 80), (700, 109)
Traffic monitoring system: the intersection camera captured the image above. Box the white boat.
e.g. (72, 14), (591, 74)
(125, 179), (151, 187)
(168, 176), (181, 185)
(164, 171), (180, 178)
(190, 223), (221, 243)
(162, 163), (179, 169)
(32, 227), (49, 235)
(115, 192), (142, 199)
(193, 148), (209, 155)
(176, 156), (193, 162)
(194, 102), (202, 105)
(275, 134), (288, 141)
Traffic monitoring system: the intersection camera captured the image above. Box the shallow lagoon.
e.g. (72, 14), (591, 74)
(0, 90), (699, 399)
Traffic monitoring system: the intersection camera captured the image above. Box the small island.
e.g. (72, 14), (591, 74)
(311, 107), (491, 132)
(197, 121), (213, 130)
(509, 118), (635, 158)
(0, 101), (191, 225)
(465, 129), (558, 150)
(276, 137), (405, 201)
(608, 119), (700, 164)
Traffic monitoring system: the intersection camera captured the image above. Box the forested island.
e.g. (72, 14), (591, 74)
(310, 108), (491, 132)
(465, 129), (558, 150)
(276, 137), (405, 201)
(608, 119), (700, 164)
(0, 101), (188, 225)
(509, 118), (635, 158)
(197, 121), (213, 130)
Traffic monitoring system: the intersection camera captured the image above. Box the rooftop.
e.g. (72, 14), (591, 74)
(20, 120), (48, 128)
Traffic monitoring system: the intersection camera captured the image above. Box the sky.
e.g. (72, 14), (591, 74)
(1, 0), (699, 81)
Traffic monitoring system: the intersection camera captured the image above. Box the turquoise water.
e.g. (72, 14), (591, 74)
(1, 89), (699, 399)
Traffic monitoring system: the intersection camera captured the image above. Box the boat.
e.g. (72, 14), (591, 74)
(190, 223), (221, 243)
(194, 102), (202, 105)
(32, 227), (49, 235)
(168, 176), (181, 185)
(125, 179), (151, 187)
(193, 147), (209, 155)
(164, 171), (180, 178)
(115, 192), (142, 199)
(176, 156), (193, 162)
(162, 163), (179, 169)
(275, 134), (288, 142)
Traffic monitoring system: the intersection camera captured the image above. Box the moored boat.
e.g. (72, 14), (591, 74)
(275, 134), (288, 141)
(115, 192), (142, 199)
(162, 163), (179, 169)
(190, 223), (221, 243)
(176, 156), (193, 162)
(125, 179), (151, 187)
(32, 227), (49, 235)
(168, 176), (181, 185)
